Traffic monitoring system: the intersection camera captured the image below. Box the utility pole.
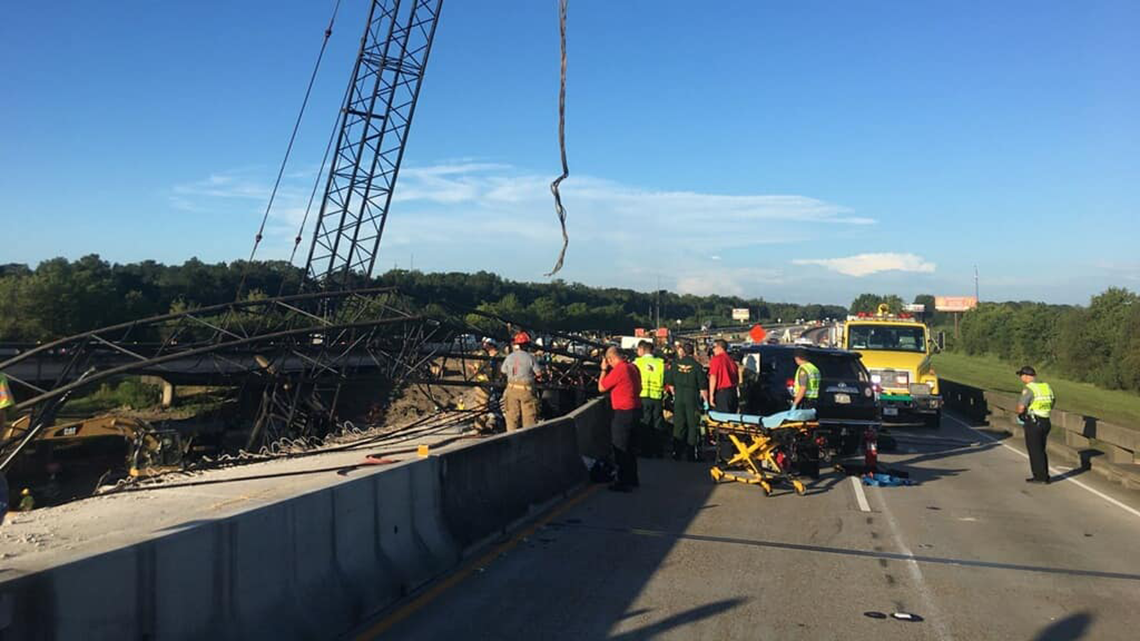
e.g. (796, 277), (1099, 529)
(974, 265), (980, 302)
(655, 275), (661, 329)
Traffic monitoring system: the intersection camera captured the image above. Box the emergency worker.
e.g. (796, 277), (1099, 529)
(665, 342), (706, 461)
(1016, 366), (1055, 484)
(634, 341), (668, 457)
(707, 339), (739, 412)
(0, 372), (13, 429)
(500, 332), (543, 431)
(792, 348), (821, 410)
(468, 340), (503, 433)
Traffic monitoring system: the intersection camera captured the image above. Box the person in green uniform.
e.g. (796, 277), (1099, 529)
(665, 342), (707, 461)
(634, 341), (668, 457)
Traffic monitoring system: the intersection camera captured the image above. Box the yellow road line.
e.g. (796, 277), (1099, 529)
(355, 482), (604, 639)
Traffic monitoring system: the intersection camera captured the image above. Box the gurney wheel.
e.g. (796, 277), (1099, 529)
(760, 480), (772, 496)
(792, 479), (806, 496)
(710, 467), (724, 483)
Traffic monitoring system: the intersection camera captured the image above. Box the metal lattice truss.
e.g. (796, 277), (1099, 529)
(304, 0), (443, 289)
(0, 288), (604, 469)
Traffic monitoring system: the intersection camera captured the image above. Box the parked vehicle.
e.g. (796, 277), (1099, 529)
(739, 344), (880, 462)
(840, 304), (942, 426)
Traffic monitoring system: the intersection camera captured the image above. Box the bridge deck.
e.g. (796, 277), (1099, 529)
(369, 414), (1140, 640)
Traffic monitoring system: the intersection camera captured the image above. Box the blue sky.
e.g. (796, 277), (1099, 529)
(3, 1), (1137, 306)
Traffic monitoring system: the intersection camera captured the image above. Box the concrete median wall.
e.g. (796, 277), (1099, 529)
(0, 397), (612, 641)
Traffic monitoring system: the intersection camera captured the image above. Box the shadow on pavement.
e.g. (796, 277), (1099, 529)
(1033, 610), (1092, 641)
(608, 598), (748, 640)
(382, 457), (723, 640)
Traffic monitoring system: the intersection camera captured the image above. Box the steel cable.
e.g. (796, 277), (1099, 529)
(235, 0), (344, 301)
(546, 0), (570, 276)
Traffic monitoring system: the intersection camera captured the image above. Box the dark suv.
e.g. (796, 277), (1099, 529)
(737, 345), (880, 455)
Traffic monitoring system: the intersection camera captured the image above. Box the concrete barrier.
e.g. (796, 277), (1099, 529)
(0, 397), (612, 640)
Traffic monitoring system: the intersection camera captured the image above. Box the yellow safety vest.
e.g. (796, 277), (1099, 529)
(794, 362), (821, 400)
(0, 373), (13, 410)
(635, 355), (666, 400)
(1026, 382), (1054, 418)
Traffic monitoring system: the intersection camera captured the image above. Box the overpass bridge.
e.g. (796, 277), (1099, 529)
(1, 406), (1137, 640)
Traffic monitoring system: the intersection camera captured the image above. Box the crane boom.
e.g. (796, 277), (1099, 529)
(304, 0), (443, 290)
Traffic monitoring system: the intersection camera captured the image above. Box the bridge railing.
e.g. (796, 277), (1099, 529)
(940, 378), (1140, 470)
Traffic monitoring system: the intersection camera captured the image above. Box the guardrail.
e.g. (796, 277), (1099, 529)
(940, 378), (1139, 468)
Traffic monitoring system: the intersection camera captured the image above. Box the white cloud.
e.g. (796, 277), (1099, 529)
(676, 267), (784, 297)
(168, 161), (875, 295)
(792, 253), (936, 277)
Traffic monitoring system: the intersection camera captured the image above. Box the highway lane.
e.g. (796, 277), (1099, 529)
(364, 414), (1140, 640)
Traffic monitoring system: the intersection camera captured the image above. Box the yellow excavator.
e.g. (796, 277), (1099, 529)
(2, 413), (184, 480)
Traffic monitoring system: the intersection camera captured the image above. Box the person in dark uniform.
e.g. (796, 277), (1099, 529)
(665, 342), (707, 461)
(1016, 365), (1055, 484)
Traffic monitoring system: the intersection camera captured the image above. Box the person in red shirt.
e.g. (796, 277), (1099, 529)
(598, 346), (641, 491)
(707, 339), (739, 413)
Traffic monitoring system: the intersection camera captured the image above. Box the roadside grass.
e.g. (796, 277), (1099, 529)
(933, 351), (1140, 427)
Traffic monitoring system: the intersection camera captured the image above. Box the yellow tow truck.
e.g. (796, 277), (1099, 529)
(841, 304), (942, 426)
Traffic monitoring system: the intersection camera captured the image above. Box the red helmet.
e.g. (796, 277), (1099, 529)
(512, 331), (532, 345)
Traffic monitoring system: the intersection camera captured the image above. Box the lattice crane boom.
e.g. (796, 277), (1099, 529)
(304, 0), (443, 290)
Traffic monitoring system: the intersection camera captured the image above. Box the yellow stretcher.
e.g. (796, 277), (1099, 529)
(704, 409), (818, 496)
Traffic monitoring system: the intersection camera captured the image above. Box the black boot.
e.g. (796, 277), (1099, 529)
(671, 438), (684, 461)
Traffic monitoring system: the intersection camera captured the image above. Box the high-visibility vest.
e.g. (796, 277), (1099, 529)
(0, 373), (13, 410)
(1026, 382), (1054, 418)
(635, 355), (666, 400)
(794, 361), (821, 400)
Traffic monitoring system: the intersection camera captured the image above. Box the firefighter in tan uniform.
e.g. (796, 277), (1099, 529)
(500, 332), (543, 431)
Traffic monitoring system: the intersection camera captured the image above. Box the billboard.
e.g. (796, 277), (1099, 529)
(731, 308), (750, 321)
(903, 303), (926, 313)
(935, 296), (978, 312)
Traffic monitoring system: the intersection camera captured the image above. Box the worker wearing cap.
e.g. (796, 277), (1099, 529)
(1016, 366), (1055, 484)
(665, 341), (707, 461)
(468, 340), (503, 433)
(634, 341), (668, 457)
(792, 348), (821, 410)
(500, 332), (543, 431)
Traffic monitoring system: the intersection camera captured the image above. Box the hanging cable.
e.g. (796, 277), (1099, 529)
(546, 0), (570, 277)
(236, 0), (344, 301)
(282, 65), (354, 288)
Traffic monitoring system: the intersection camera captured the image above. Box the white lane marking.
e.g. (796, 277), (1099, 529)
(944, 413), (1140, 521)
(850, 475), (871, 512)
(875, 483), (955, 640)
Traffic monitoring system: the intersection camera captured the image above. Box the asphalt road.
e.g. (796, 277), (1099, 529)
(362, 414), (1140, 640)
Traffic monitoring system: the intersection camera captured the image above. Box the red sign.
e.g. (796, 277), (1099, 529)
(634, 328), (646, 337)
(655, 327), (669, 338)
(749, 324), (767, 343)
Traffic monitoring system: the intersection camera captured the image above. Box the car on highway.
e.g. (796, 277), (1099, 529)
(739, 344), (880, 459)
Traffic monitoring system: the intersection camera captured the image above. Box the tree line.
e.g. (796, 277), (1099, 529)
(0, 256), (847, 342)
